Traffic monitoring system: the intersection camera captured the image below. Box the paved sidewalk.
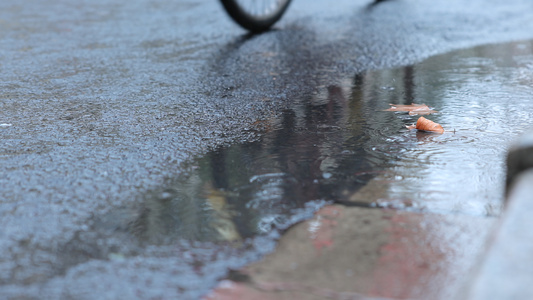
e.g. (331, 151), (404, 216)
(205, 187), (494, 299)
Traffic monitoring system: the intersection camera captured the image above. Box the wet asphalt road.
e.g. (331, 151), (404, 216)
(2, 0), (533, 298)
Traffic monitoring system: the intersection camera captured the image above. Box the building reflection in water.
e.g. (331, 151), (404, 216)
(109, 64), (426, 245)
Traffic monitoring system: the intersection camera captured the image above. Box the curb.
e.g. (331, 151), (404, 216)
(468, 130), (533, 299)
(506, 129), (533, 197)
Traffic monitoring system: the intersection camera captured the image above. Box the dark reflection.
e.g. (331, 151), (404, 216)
(403, 65), (415, 103)
(116, 81), (388, 245)
(108, 63), (425, 245)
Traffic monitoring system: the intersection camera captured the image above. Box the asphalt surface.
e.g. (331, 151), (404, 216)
(2, 0), (533, 298)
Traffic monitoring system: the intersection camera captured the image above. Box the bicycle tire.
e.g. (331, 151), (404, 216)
(220, 0), (292, 32)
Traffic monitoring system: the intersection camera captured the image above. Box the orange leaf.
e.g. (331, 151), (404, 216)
(406, 117), (444, 134)
(384, 103), (438, 115)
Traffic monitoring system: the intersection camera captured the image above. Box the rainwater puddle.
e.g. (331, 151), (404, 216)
(128, 40), (533, 245)
(100, 40), (533, 246)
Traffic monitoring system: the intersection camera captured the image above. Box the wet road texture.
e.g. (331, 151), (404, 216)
(2, 0), (533, 299)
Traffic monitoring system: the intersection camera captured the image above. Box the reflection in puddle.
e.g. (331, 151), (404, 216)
(101, 40), (533, 247)
(123, 84), (373, 244)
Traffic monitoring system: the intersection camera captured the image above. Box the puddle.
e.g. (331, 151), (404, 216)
(96, 40), (533, 246)
(56, 39), (533, 298)
(123, 86), (372, 244)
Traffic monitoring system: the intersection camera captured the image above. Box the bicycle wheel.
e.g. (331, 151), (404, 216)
(220, 0), (292, 33)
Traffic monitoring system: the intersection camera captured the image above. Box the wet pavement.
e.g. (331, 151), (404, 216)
(2, 0), (533, 299)
(206, 206), (493, 300)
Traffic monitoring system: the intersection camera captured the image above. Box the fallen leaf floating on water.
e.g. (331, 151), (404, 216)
(384, 103), (438, 115)
(408, 107), (438, 116)
(406, 116), (444, 134)
(384, 103), (426, 111)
